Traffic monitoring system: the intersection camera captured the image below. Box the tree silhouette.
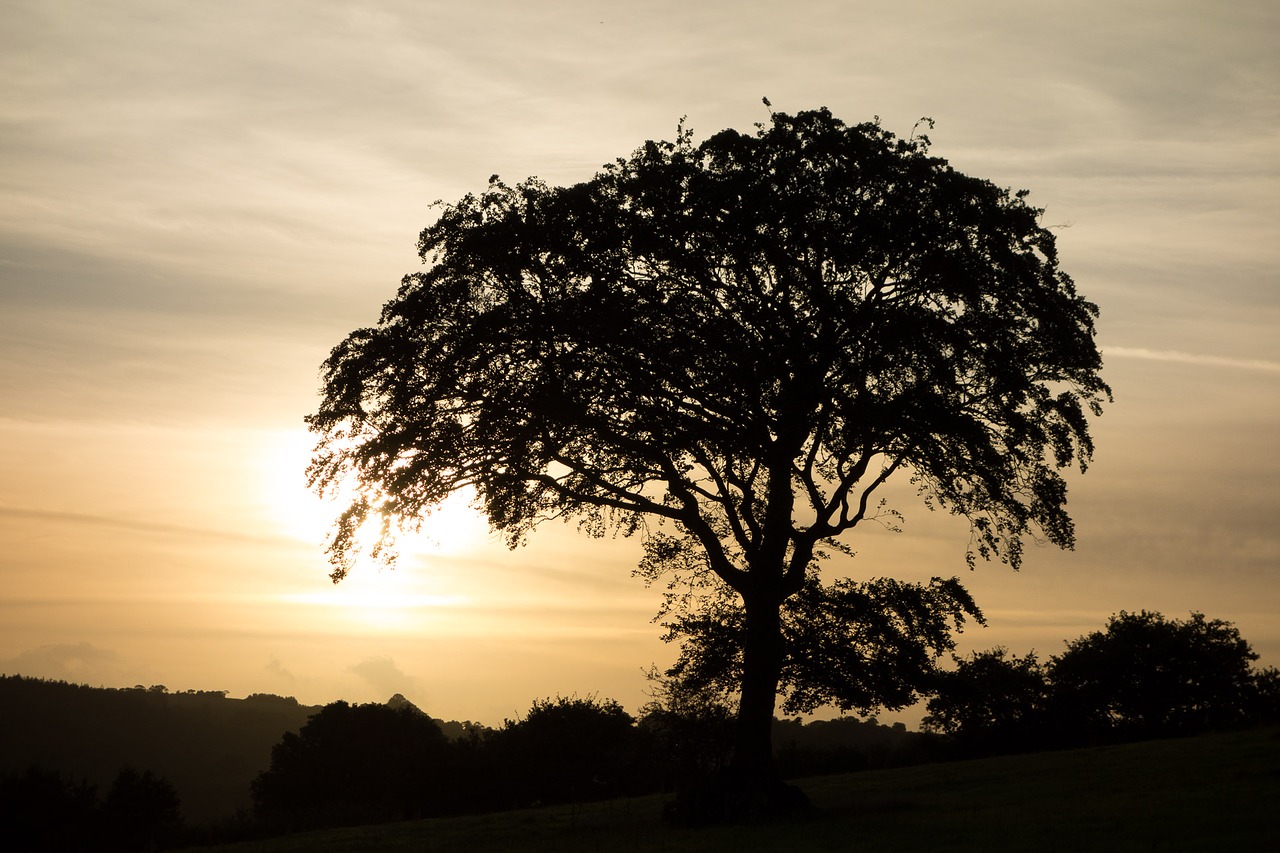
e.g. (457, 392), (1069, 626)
(922, 647), (1051, 753)
(101, 767), (182, 851)
(1049, 610), (1264, 741)
(0, 766), (98, 851)
(924, 611), (1280, 754)
(251, 701), (453, 828)
(308, 105), (1108, 812)
(490, 695), (640, 806)
(638, 669), (737, 793)
(654, 572), (984, 717)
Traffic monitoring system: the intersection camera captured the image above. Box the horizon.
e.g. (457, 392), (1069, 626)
(2, 1), (1278, 730)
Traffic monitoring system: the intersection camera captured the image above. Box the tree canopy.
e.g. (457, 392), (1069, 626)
(308, 105), (1108, 805)
(1052, 610), (1270, 739)
(251, 701), (453, 826)
(923, 611), (1280, 752)
(653, 569), (984, 717)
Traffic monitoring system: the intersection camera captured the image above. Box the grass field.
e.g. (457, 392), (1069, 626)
(189, 726), (1280, 852)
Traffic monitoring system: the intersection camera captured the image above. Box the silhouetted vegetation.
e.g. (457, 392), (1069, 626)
(488, 696), (646, 807)
(244, 692), (930, 837)
(250, 700), (455, 829)
(653, 573), (984, 718)
(0, 676), (320, 824)
(5, 610), (1276, 845)
(175, 726), (1280, 853)
(0, 764), (181, 852)
(307, 104), (1110, 812)
(924, 610), (1280, 756)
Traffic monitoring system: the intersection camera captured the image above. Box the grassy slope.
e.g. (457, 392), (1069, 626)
(190, 726), (1280, 852)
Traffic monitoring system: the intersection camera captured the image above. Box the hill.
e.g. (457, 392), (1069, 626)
(0, 675), (321, 822)
(187, 726), (1280, 852)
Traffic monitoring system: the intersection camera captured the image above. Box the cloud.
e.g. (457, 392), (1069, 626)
(1104, 346), (1280, 374)
(0, 504), (288, 546)
(264, 656), (296, 684)
(1, 642), (126, 684)
(348, 655), (419, 700)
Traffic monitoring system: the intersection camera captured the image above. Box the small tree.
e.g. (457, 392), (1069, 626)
(308, 105), (1108, 808)
(251, 701), (453, 828)
(0, 767), (98, 852)
(490, 695), (639, 806)
(652, 568), (984, 718)
(101, 768), (182, 851)
(638, 668), (737, 792)
(922, 647), (1051, 753)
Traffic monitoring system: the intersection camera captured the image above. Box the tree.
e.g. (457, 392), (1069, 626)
(638, 668), (737, 792)
(490, 695), (640, 806)
(0, 766), (98, 852)
(1049, 610), (1264, 741)
(101, 767), (182, 851)
(652, 569), (984, 718)
(307, 105), (1108, 809)
(922, 647), (1051, 753)
(251, 701), (453, 828)
(924, 611), (1280, 755)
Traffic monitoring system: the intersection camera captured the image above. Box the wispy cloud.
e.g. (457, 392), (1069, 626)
(1, 642), (125, 683)
(0, 505), (290, 546)
(1104, 346), (1280, 374)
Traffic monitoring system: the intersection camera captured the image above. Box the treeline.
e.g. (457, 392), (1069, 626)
(0, 677), (323, 824)
(0, 675), (922, 848)
(242, 612), (1280, 838)
(245, 694), (925, 836)
(4, 609), (1277, 847)
(0, 766), (181, 852)
(924, 610), (1280, 756)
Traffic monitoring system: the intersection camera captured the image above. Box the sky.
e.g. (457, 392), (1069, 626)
(2, 0), (1277, 728)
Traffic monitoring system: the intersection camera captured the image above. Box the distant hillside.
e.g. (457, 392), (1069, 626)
(0, 675), (490, 824)
(0, 674), (930, 829)
(0, 675), (321, 822)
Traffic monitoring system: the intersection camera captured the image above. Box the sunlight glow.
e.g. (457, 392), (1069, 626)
(278, 583), (470, 633)
(257, 428), (493, 557)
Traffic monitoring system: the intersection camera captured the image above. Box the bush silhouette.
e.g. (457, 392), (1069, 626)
(489, 696), (640, 807)
(1050, 610), (1263, 741)
(923, 647), (1051, 753)
(0, 766), (98, 851)
(925, 611), (1277, 754)
(251, 701), (453, 828)
(101, 767), (182, 851)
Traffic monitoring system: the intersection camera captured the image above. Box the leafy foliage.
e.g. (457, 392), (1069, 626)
(921, 647), (1051, 753)
(656, 571), (984, 716)
(308, 105), (1108, 787)
(924, 611), (1280, 752)
(251, 701), (454, 827)
(0, 765), (182, 852)
(101, 768), (183, 850)
(308, 105), (1107, 582)
(490, 696), (643, 806)
(638, 668), (738, 790)
(1050, 610), (1265, 739)
(0, 766), (99, 852)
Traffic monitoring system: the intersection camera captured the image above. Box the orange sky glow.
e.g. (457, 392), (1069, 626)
(2, 0), (1277, 727)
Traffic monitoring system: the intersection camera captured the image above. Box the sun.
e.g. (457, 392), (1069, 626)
(257, 428), (492, 559)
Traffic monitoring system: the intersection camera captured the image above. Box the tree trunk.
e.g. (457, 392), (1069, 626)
(664, 592), (809, 824)
(732, 594), (785, 783)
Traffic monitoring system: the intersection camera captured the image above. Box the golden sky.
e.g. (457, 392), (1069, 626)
(2, 0), (1278, 727)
